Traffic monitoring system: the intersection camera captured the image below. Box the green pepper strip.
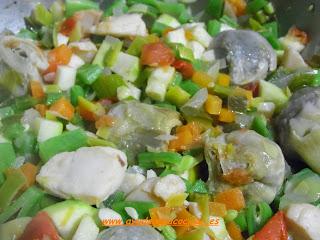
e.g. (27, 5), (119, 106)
(0, 186), (44, 224)
(112, 201), (158, 221)
(246, 202), (273, 235)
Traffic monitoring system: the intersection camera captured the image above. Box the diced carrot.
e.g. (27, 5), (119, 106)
(219, 108), (235, 123)
(78, 97), (105, 122)
(192, 71), (213, 88)
(149, 207), (176, 227)
(217, 73), (231, 87)
(205, 94), (222, 115)
(226, 221), (244, 240)
(209, 202), (227, 217)
(176, 122), (201, 137)
(30, 81), (45, 99)
(222, 168), (254, 186)
(168, 130), (193, 151)
(44, 44), (72, 74)
(35, 104), (47, 117)
(20, 163), (38, 189)
(214, 188), (246, 211)
(95, 115), (115, 129)
(49, 97), (75, 121)
(175, 208), (199, 236)
(226, 0), (247, 16)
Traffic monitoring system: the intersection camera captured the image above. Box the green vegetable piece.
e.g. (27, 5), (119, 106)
(70, 85), (85, 106)
(171, 72), (183, 86)
(17, 29), (38, 40)
(127, 0), (158, 8)
(166, 86), (191, 107)
(17, 190), (45, 218)
(39, 26), (54, 49)
(103, 191), (126, 208)
(224, 210), (238, 223)
(14, 96), (39, 111)
(247, 0), (268, 14)
(128, 3), (160, 18)
(178, 8), (192, 24)
(104, 0), (128, 17)
(246, 202), (273, 235)
(50, 1), (65, 21)
(288, 71), (320, 91)
(0, 187), (44, 224)
(138, 152), (182, 169)
(104, 41), (123, 67)
(93, 74), (126, 99)
(172, 155), (200, 174)
(255, 10), (269, 24)
(153, 103), (177, 111)
(3, 123), (24, 140)
(192, 193), (209, 223)
(220, 15), (239, 28)
(207, 20), (221, 37)
(0, 106), (15, 120)
(0, 142), (16, 182)
(249, 18), (264, 31)
(234, 210), (247, 231)
(179, 80), (200, 96)
(32, 3), (53, 26)
(158, 226), (177, 240)
(260, 30), (282, 50)
(92, 39), (111, 68)
(157, 2), (185, 19)
(251, 114), (273, 139)
(259, 80), (288, 110)
(39, 129), (87, 162)
(177, 45), (194, 62)
(43, 200), (98, 240)
(77, 64), (103, 85)
(0, 217), (32, 240)
(207, 0), (224, 18)
(189, 180), (208, 194)
(65, 0), (99, 17)
(127, 35), (159, 56)
(0, 169), (27, 212)
(45, 92), (64, 105)
(263, 2), (275, 14)
(87, 137), (116, 148)
(112, 201), (158, 221)
(14, 131), (37, 155)
(264, 21), (278, 38)
(151, 22), (170, 35)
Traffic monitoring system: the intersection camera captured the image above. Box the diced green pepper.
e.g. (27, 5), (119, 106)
(153, 102), (177, 111)
(65, 0), (99, 17)
(103, 191), (126, 208)
(0, 106), (15, 120)
(189, 180), (208, 194)
(39, 129), (88, 162)
(171, 72), (183, 86)
(166, 86), (191, 107)
(112, 201), (158, 221)
(179, 80), (201, 96)
(45, 92), (64, 105)
(104, 41), (123, 67)
(77, 64), (103, 85)
(70, 85), (85, 106)
(234, 210), (247, 231)
(0, 187), (44, 224)
(14, 131), (37, 155)
(93, 74), (126, 99)
(103, 0), (128, 17)
(128, 3), (160, 18)
(32, 3), (53, 26)
(138, 152), (182, 169)
(207, 0), (224, 19)
(247, 0), (268, 14)
(17, 29), (38, 40)
(207, 20), (221, 37)
(0, 142), (16, 186)
(3, 123), (24, 141)
(246, 202), (273, 235)
(251, 114), (273, 139)
(0, 169), (27, 212)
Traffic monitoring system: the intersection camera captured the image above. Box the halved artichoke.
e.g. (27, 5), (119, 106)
(204, 129), (285, 204)
(276, 87), (320, 173)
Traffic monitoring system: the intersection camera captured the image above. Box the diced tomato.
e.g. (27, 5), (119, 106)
(172, 59), (194, 79)
(18, 212), (60, 240)
(242, 81), (259, 97)
(141, 42), (175, 67)
(60, 17), (77, 36)
(44, 44), (72, 74)
(253, 211), (288, 240)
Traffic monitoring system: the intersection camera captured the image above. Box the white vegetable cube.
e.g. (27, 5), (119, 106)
(36, 118), (63, 143)
(190, 26), (212, 48)
(187, 41), (205, 59)
(68, 54), (85, 69)
(220, 23), (235, 32)
(72, 215), (99, 240)
(117, 83), (141, 101)
(153, 174), (186, 201)
(57, 33), (69, 46)
(157, 14), (181, 29)
(111, 52), (140, 82)
(166, 28), (187, 46)
(95, 14), (148, 37)
(145, 66), (175, 102)
(55, 65), (77, 91)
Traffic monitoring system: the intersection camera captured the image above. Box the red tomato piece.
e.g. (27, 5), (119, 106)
(172, 59), (194, 79)
(60, 17), (77, 36)
(18, 212), (60, 240)
(253, 211), (288, 240)
(141, 42), (175, 67)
